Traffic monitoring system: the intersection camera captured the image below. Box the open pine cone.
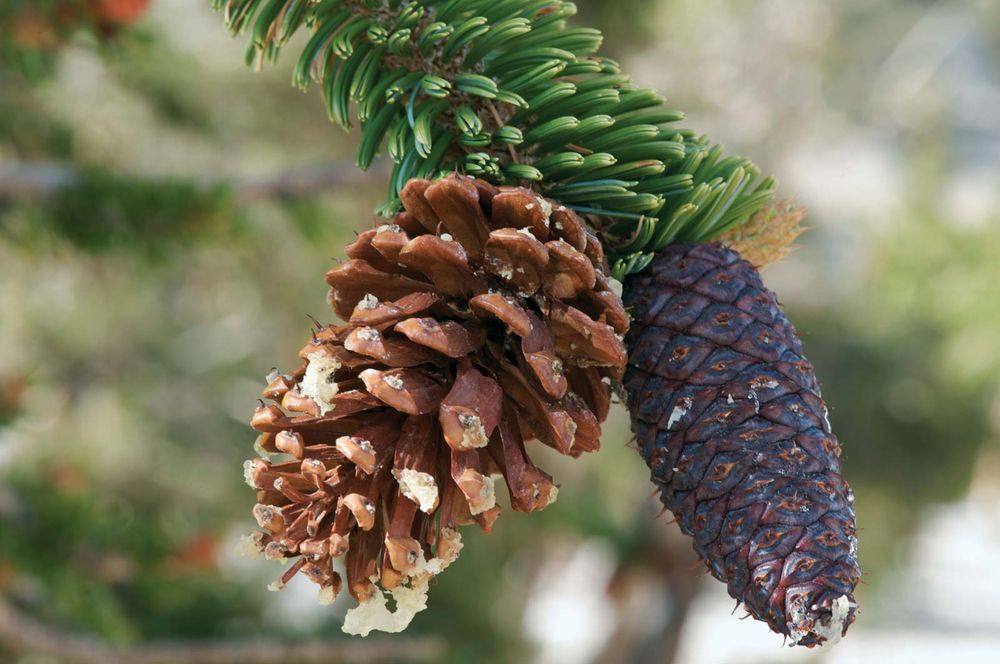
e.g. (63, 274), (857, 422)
(243, 174), (627, 635)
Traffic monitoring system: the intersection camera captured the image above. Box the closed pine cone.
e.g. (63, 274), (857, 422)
(624, 242), (860, 646)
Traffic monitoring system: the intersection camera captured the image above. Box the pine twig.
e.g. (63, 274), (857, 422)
(0, 160), (389, 202)
(0, 595), (446, 664)
(0, 163), (79, 200)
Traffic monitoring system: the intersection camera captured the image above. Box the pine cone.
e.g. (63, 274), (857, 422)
(244, 174), (627, 635)
(624, 242), (860, 647)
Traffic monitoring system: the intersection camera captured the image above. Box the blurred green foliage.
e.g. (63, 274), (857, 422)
(1, 1), (142, 82)
(1, 169), (236, 256)
(104, 36), (218, 132)
(0, 88), (74, 159)
(0, 461), (257, 643)
(794, 215), (1000, 577)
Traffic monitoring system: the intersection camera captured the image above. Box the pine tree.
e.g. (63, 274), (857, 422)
(217, 0), (859, 645)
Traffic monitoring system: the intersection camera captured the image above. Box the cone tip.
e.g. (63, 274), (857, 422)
(789, 594), (856, 650)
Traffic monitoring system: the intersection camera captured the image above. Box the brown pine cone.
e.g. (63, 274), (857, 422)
(243, 174), (627, 635)
(624, 242), (860, 647)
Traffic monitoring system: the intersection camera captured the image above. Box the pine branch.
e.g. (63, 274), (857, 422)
(0, 595), (445, 664)
(0, 160), (386, 201)
(214, 0), (778, 279)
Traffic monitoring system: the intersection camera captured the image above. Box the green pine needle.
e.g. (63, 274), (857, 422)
(213, 0), (777, 276)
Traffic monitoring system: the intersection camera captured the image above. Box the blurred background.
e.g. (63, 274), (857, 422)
(1, 1), (999, 663)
